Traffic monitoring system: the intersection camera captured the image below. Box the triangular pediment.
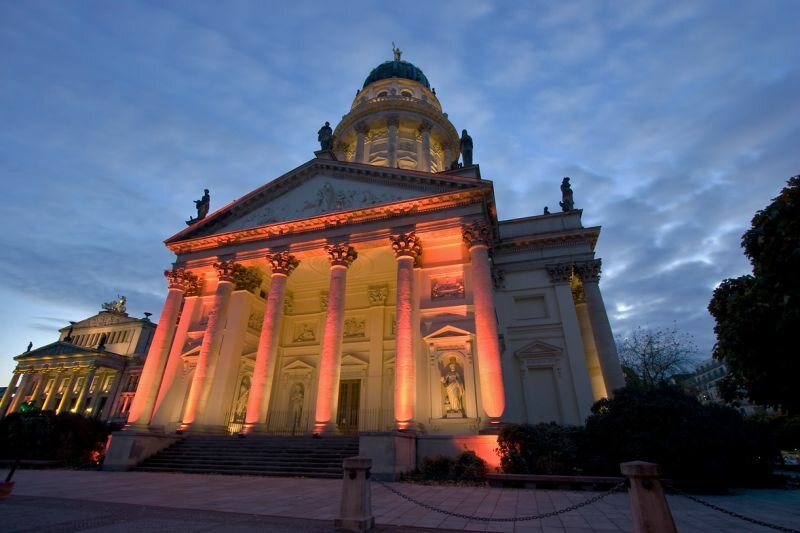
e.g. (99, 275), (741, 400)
(168, 158), (488, 244)
(283, 359), (315, 372)
(515, 340), (562, 360)
(424, 325), (473, 341)
(15, 341), (97, 360)
(341, 353), (368, 367)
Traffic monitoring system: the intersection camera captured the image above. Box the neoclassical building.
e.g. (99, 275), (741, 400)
(0, 299), (155, 422)
(118, 51), (624, 444)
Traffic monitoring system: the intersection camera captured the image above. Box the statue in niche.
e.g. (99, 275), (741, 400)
(460, 129), (473, 167)
(559, 177), (574, 212)
(318, 121), (333, 150)
(186, 189), (210, 225)
(289, 383), (304, 430)
(440, 358), (465, 415)
(234, 375), (250, 418)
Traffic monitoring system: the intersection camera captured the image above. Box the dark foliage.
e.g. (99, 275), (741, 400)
(0, 412), (114, 467)
(709, 175), (800, 414)
(419, 451), (487, 482)
(497, 422), (582, 475)
(496, 386), (779, 490)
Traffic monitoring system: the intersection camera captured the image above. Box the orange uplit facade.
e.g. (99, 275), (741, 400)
(100, 52), (623, 475)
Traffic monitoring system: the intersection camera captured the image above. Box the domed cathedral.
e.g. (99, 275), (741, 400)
(104, 48), (625, 474)
(333, 46), (459, 172)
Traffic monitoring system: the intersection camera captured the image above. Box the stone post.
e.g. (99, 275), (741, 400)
(73, 367), (97, 415)
(0, 373), (20, 418)
(354, 122), (368, 164)
(314, 244), (357, 434)
(386, 115), (399, 168)
(8, 373), (33, 414)
(180, 261), (236, 431)
(335, 457), (374, 532)
(245, 251), (299, 434)
(126, 268), (196, 429)
(390, 232), (421, 430)
(575, 260), (626, 395)
(462, 221), (506, 425)
(417, 121), (432, 172)
(620, 461), (677, 533)
(42, 371), (64, 412)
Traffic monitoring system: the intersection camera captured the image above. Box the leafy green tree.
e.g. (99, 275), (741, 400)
(616, 326), (697, 387)
(709, 176), (800, 415)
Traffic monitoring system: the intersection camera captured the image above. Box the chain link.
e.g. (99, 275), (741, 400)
(665, 484), (800, 533)
(371, 478), (625, 523)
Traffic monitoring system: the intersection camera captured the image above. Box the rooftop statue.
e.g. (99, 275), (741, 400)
(559, 177), (575, 212)
(317, 121), (333, 150)
(101, 295), (127, 314)
(392, 42), (402, 61)
(186, 189), (210, 225)
(460, 129), (473, 167)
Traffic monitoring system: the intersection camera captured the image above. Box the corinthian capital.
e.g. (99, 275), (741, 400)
(462, 220), (493, 249)
(164, 268), (203, 295)
(213, 260), (239, 282)
(325, 243), (358, 268)
(574, 259), (602, 283)
(390, 232), (422, 260)
(266, 251), (300, 276)
(545, 263), (573, 284)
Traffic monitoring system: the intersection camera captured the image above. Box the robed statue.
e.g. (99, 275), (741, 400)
(559, 177), (575, 212)
(460, 129), (473, 167)
(318, 121), (333, 150)
(440, 360), (465, 414)
(186, 189), (210, 225)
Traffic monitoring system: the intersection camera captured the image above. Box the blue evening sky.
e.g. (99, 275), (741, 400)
(1, 1), (798, 384)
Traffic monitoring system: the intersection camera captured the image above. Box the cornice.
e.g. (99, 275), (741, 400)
(166, 188), (489, 255)
(494, 226), (601, 254)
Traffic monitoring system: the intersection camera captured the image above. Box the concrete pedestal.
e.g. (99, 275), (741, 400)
(359, 432), (416, 480)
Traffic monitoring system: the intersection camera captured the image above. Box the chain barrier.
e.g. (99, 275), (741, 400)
(665, 483), (800, 533)
(371, 478), (625, 523)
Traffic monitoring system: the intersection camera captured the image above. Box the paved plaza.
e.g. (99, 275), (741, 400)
(2, 470), (799, 532)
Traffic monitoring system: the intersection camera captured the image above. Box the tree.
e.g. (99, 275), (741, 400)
(709, 175), (800, 415)
(616, 326), (697, 387)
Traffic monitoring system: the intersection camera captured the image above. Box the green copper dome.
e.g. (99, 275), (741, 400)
(363, 60), (431, 90)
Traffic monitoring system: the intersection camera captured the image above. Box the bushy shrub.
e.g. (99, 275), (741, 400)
(0, 412), (113, 466)
(419, 452), (488, 482)
(497, 423), (582, 475)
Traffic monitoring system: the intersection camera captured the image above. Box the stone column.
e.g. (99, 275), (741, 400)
(444, 143), (453, 169)
(56, 373), (76, 414)
(417, 122), (432, 172)
(575, 259), (626, 395)
(390, 232), (421, 430)
(127, 268), (197, 429)
(42, 371), (64, 412)
(545, 263), (594, 422)
(386, 115), (399, 168)
(73, 367), (97, 415)
(180, 261), (237, 431)
(313, 243), (358, 434)
(573, 283), (607, 400)
(244, 251), (300, 434)
(462, 221), (506, 425)
(29, 374), (47, 408)
(354, 122), (368, 164)
(88, 375), (105, 417)
(0, 373), (21, 417)
(101, 371), (124, 421)
(8, 373), (33, 413)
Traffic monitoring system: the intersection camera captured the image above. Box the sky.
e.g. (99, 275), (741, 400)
(0, 1), (798, 384)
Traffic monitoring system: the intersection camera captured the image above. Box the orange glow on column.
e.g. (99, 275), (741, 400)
(126, 287), (184, 428)
(470, 244), (506, 421)
(394, 256), (415, 429)
(244, 273), (288, 431)
(314, 265), (348, 433)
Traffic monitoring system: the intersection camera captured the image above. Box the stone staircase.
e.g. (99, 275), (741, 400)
(135, 435), (359, 479)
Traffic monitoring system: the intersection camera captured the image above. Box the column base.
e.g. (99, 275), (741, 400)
(240, 422), (269, 435)
(393, 419), (421, 434)
(479, 418), (505, 434)
(178, 423), (229, 436)
(312, 421), (340, 435)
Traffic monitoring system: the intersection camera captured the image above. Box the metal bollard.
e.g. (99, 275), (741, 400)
(335, 456), (375, 532)
(620, 461), (677, 533)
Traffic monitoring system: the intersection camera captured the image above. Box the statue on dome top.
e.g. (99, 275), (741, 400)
(559, 177), (575, 211)
(317, 121), (333, 150)
(392, 42), (402, 61)
(460, 129), (473, 167)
